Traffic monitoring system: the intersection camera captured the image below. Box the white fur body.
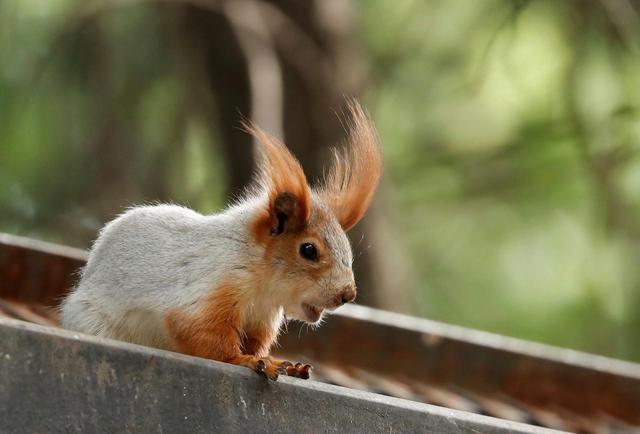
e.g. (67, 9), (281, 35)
(62, 200), (281, 350)
(62, 198), (354, 350)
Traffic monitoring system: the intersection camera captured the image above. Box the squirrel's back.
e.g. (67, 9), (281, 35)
(61, 203), (255, 348)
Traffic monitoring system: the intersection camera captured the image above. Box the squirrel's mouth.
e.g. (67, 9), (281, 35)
(302, 303), (324, 323)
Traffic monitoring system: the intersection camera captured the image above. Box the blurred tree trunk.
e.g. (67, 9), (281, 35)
(168, 5), (253, 198)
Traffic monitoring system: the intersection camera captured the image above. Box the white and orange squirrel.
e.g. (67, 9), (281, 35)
(61, 101), (381, 380)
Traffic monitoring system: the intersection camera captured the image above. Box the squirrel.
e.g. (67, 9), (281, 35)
(61, 100), (381, 380)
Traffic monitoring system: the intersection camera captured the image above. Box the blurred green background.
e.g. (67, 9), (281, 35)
(2, 0), (640, 361)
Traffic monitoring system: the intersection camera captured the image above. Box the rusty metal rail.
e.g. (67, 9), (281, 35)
(278, 306), (640, 432)
(0, 233), (86, 307)
(1, 232), (639, 433)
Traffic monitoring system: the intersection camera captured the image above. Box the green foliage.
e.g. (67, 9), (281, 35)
(362, 0), (640, 360)
(0, 1), (227, 243)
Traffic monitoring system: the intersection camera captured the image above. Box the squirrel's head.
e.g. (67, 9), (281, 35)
(245, 101), (381, 324)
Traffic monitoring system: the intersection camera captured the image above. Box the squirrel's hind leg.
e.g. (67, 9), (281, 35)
(61, 289), (109, 336)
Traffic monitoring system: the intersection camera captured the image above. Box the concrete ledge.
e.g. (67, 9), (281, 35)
(0, 318), (559, 434)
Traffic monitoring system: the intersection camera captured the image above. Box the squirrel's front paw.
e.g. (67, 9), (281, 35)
(254, 358), (283, 381)
(279, 360), (312, 379)
(250, 357), (312, 380)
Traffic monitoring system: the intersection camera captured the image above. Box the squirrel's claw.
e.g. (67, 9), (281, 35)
(254, 358), (279, 381)
(254, 359), (267, 376)
(285, 364), (299, 377)
(285, 362), (312, 379)
(298, 363), (312, 379)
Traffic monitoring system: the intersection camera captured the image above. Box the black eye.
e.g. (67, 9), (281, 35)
(299, 242), (318, 261)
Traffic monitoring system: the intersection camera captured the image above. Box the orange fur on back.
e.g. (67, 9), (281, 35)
(317, 101), (382, 231)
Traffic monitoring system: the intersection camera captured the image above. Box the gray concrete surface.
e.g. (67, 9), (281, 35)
(0, 318), (562, 434)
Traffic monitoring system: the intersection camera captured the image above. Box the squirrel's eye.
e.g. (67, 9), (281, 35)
(299, 242), (318, 262)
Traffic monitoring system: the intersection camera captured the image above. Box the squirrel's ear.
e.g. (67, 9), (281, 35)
(318, 100), (382, 231)
(244, 121), (312, 236)
(271, 192), (307, 234)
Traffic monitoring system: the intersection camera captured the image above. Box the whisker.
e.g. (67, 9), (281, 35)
(357, 243), (372, 259)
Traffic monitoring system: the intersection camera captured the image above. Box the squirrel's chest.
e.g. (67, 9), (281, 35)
(240, 309), (284, 356)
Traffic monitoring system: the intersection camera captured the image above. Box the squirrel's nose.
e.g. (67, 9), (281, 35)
(340, 286), (357, 304)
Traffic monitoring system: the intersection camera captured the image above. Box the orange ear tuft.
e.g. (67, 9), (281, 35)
(244, 122), (312, 234)
(317, 101), (382, 231)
